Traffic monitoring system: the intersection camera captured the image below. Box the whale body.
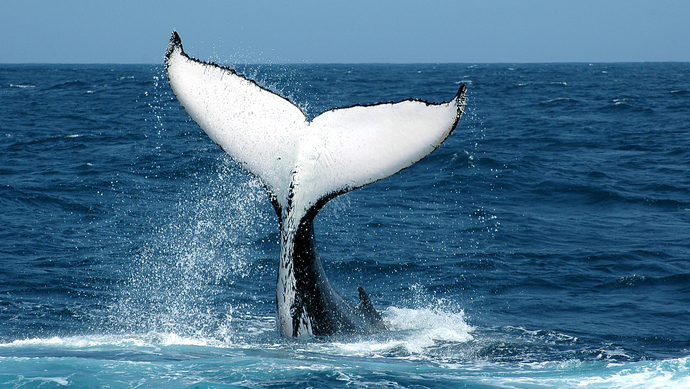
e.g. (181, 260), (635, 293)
(164, 32), (467, 337)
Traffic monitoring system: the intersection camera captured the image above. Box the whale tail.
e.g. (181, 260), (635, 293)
(164, 31), (466, 337)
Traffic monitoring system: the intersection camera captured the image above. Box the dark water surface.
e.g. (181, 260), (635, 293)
(1, 62), (689, 387)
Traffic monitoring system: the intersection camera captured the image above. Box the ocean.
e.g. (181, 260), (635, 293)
(1, 62), (689, 388)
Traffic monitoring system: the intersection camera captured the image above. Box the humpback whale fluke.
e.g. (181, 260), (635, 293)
(164, 31), (467, 337)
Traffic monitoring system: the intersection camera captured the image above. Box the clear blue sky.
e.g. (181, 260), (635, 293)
(2, 0), (689, 64)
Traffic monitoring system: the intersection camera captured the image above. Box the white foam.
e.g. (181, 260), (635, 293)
(19, 377), (70, 387)
(327, 307), (474, 358)
(0, 333), (230, 350)
(385, 307), (474, 352)
(436, 357), (689, 389)
(386, 307), (473, 339)
(576, 357), (690, 388)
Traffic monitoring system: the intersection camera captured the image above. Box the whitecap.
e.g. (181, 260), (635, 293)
(576, 357), (690, 388)
(0, 333), (231, 350)
(323, 306), (474, 359)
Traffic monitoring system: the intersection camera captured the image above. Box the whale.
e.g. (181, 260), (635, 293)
(164, 32), (467, 337)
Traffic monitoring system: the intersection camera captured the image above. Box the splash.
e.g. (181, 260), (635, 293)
(109, 157), (275, 341)
(320, 306), (474, 361)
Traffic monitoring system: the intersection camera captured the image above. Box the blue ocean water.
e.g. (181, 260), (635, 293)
(1, 62), (689, 388)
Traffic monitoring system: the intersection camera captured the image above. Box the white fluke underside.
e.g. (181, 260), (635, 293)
(165, 33), (466, 224)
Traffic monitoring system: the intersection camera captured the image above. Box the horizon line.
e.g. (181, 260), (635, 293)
(2, 60), (689, 66)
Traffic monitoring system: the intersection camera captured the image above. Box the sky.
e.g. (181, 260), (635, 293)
(1, 0), (689, 64)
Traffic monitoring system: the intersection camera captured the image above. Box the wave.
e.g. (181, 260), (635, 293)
(0, 306), (473, 353)
(596, 273), (690, 290)
(14, 305), (674, 366)
(45, 79), (89, 91)
(0, 333), (228, 350)
(8, 84), (36, 88)
(531, 179), (690, 210)
(1, 293), (687, 386)
(537, 97), (581, 107)
(325, 307), (474, 359)
(1, 333), (688, 389)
